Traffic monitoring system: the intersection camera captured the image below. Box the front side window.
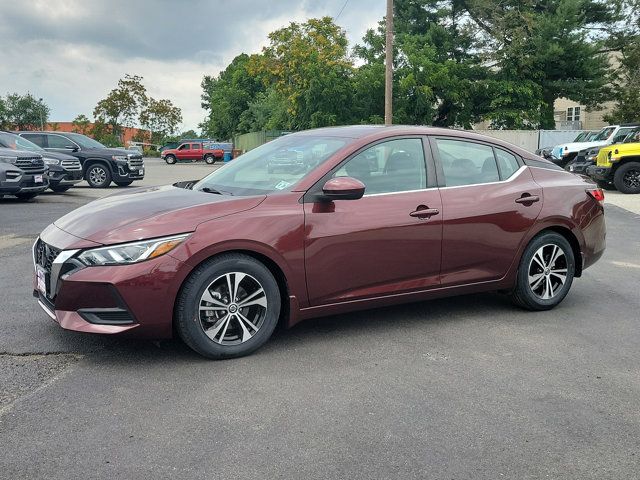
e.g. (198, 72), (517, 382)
(613, 128), (635, 144)
(333, 138), (426, 195)
(178, 144), (189, 150)
(47, 134), (75, 149)
(194, 134), (348, 196)
(593, 127), (616, 141)
(435, 139), (499, 187)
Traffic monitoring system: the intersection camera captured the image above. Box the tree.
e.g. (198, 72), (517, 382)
(93, 74), (147, 137)
(139, 97), (183, 144)
(71, 114), (92, 135)
(1, 93), (50, 130)
(250, 17), (355, 129)
(200, 54), (265, 140)
(461, 0), (617, 128)
(0, 97), (7, 129)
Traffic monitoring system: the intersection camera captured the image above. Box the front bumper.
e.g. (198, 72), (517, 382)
(48, 166), (83, 186)
(586, 165), (612, 182)
(32, 228), (187, 339)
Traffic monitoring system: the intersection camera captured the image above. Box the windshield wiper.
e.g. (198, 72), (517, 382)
(201, 187), (224, 195)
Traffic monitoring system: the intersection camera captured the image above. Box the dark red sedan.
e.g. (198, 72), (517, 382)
(33, 126), (606, 358)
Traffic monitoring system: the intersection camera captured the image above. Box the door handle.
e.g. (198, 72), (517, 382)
(410, 206), (440, 218)
(515, 195), (540, 204)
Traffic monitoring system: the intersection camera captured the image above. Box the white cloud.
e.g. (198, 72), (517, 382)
(0, 0), (385, 131)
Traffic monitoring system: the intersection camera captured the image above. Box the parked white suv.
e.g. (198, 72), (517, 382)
(551, 124), (640, 167)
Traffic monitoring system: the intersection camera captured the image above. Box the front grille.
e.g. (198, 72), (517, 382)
(61, 159), (82, 171)
(35, 239), (61, 275)
(16, 156), (45, 173)
(127, 156), (144, 169)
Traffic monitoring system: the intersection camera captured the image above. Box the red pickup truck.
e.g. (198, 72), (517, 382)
(161, 142), (224, 165)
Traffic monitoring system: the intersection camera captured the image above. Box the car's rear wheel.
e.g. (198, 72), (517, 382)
(175, 254), (281, 359)
(204, 154), (215, 165)
(85, 164), (111, 188)
(613, 161), (640, 194)
(165, 155), (177, 165)
(511, 232), (575, 311)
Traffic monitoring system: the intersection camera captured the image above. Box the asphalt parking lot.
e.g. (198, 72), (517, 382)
(1, 158), (639, 479)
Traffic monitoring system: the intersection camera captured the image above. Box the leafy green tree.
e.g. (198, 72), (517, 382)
(200, 54), (265, 140)
(139, 97), (183, 144)
(0, 96), (7, 129)
(93, 74), (148, 137)
(1, 93), (50, 130)
(71, 114), (92, 135)
(462, 0), (617, 128)
(251, 17), (355, 129)
(236, 88), (290, 133)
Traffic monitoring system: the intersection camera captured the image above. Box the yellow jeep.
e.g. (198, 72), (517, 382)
(588, 128), (640, 193)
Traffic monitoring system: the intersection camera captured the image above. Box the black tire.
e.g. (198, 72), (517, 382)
(15, 192), (38, 201)
(50, 184), (72, 193)
(165, 155), (177, 165)
(114, 180), (133, 187)
(511, 232), (575, 311)
(175, 254), (281, 359)
(613, 161), (640, 194)
(85, 164), (112, 188)
(204, 154), (215, 165)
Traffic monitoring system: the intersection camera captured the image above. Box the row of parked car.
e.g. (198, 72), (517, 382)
(540, 123), (640, 194)
(0, 131), (146, 201)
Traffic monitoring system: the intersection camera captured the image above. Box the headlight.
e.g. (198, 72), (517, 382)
(43, 157), (61, 165)
(77, 233), (190, 266)
(0, 155), (18, 164)
(112, 155), (128, 162)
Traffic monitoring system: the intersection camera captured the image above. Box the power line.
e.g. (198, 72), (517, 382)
(335, 0), (350, 20)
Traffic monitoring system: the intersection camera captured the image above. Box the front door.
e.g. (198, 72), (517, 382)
(176, 144), (190, 161)
(304, 137), (443, 306)
(430, 137), (543, 286)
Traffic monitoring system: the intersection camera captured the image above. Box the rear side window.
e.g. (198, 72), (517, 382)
(192, 143), (201, 149)
(435, 139), (499, 187)
(21, 133), (46, 147)
(47, 134), (74, 148)
(495, 149), (520, 179)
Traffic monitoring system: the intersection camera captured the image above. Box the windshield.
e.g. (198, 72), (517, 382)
(573, 132), (587, 142)
(0, 132), (44, 152)
(623, 128), (640, 143)
(592, 127), (615, 141)
(193, 135), (349, 196)
(64, 133), (106, 149)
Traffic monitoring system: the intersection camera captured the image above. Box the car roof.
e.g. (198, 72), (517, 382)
(293, 125), (536, 159)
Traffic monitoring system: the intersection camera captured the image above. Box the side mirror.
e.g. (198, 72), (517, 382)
(65, 145), (79, 152)
(320, 176), (365, 201)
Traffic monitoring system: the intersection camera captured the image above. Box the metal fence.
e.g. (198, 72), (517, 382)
(234, 129), (587, 154)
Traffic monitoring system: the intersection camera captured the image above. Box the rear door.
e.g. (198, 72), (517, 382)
(430, 137), (543, 286)
(304, 136), (443, 306)
(191, 143), (203, 160)
(19, 133), (47, 148)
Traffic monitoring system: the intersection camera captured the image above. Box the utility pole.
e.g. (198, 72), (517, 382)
(39, 98), (44, 130)
(384, 0), (394, 126)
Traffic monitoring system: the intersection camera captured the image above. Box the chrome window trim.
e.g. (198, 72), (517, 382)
(439, 165), (527, 190)
(364, 187), (438, 198)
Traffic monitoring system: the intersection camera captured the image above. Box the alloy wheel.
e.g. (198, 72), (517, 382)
(198, 272), (268, 345)
(527, 244), (568, 300)
(623, 168), (640, 189)
(89, 167), (107, 184)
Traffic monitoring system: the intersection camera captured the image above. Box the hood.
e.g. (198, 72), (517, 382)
(40, 150), (78, 161)
(83, 148), (142, 156)
(555, 140), (607, 154)
(0, 147), (42, 158)
(599, 142), (640, 155)
(54, 184), (266, 244)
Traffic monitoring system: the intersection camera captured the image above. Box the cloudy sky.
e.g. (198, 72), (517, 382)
(0, 0), (386, 131)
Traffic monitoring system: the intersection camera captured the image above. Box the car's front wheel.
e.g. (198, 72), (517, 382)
(511, 232), (575, 311)
(175, 254), (281, 359)
(613, 161), (640, 194)
(85, 164), (111, 188)
(165, 155), (177, 165)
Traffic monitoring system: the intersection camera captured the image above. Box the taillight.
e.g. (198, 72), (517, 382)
(587, 188), (605, 203)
